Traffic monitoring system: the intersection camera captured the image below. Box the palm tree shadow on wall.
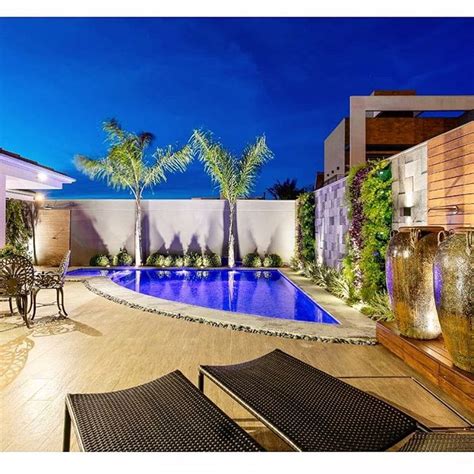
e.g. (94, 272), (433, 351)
(188, 233), (202, 254)
(169, 233), (184, 255)
(72, 209), (108, 265)
(142, 214), (168, 256)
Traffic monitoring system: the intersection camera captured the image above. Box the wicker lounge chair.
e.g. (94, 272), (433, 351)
(63, 370), (263, 452)
(199, 349), (473, 452)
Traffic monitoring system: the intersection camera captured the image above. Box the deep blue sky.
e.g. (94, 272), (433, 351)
(1, 18), (473, 199)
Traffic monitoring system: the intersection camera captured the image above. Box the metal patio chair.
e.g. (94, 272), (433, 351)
(31, 250), (71, 320)
(63, 370), (263, 452)
(199, 349), (474, 452)
(0, 255), (35, 328)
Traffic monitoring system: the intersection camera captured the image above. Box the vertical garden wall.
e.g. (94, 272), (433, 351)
(343, 160), (393, 301)
(294, 192), (316, 267)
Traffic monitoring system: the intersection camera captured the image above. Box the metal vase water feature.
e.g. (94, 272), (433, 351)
(386, 226), (444, 339)
(433, 228), (473, 373)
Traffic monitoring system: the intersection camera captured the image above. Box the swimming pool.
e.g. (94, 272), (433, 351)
(67, 268), (339, 324)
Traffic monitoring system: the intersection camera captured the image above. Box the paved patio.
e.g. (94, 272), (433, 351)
(0, 281), (471, 451)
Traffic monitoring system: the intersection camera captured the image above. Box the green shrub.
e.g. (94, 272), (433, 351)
(174, 255), (185, 267)
(242, 252), (259, 267)
(90, 254), (110, 267)
(360, 291), (393, 322)
(163, 255), (175, 267)
(145, 253), (157, 265)
(208, 252), (221, 267)
(116, 247), (133, 266)
(184, 252), (199, 267)
(0, 243), (31, 260)
(262, 254), (282, 267)
(270, 254), (282, 267)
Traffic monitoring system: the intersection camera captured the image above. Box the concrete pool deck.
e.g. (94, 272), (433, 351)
(66, 267), (376, 344)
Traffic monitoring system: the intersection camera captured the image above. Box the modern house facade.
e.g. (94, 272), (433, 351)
(315, 119), (474, 268)
(323, 90), (474, 184)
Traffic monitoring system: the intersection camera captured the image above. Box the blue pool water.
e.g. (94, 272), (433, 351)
(67, 268), (339, 324)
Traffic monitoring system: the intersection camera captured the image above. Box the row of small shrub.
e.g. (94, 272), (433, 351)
(146, 252), (221, 268)
(242, 253), (282, 268)
(90, 247), (133, 267)
(291, 258), (393, 322)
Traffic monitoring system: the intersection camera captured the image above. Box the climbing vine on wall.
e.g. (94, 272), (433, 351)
(343, 160), (392, 300)
(295, 192), (315, 265)
(5, 198), (34, 257)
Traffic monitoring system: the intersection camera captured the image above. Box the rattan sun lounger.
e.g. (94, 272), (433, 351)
(199, 349), (426, 451)
(63, 370), (263, 452)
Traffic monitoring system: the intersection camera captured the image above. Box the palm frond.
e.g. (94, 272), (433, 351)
(74, 155), (111, 180)
(191, 130), (272, 202)
(191, 130), (236, 200)
(147, 144), (193, 186)
(236, 135), (273, 198)
(103, 119), (126, 143)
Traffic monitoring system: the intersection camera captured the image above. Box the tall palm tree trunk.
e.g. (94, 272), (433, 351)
(228, 201), (236, 267)
(135, 197), (142, 267)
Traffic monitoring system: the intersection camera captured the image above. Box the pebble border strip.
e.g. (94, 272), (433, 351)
(69, 277), (377, 346)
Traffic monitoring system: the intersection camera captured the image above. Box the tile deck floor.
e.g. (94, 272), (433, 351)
(0, 281), (471, 452)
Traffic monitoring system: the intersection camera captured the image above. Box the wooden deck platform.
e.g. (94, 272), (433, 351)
(376, 321), (474, 415)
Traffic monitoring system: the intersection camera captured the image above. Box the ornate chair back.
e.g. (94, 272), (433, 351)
(58, 250), (71, 284)
(0, 255), (35, 297)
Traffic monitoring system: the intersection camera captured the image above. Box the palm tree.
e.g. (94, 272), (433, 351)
(75, 119), (192, 266)
(191, 130), (273, 267)
(267, 178), (307, 200)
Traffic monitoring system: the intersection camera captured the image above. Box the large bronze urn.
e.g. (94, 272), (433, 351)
(386, 226), (444, 339)
(433, 228), (473, 373)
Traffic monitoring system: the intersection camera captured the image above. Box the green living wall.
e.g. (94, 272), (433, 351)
(294, 192), (315, 265)
(343, 160), (393, 301)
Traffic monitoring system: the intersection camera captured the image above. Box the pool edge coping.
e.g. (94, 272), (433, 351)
(66, 271), (377, 345)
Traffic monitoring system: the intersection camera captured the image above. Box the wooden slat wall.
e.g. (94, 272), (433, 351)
(35, 209), (71, 265)
(427, 121), (474, 228)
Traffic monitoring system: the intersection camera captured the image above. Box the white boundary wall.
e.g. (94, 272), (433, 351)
(47, 199), (296, 265)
